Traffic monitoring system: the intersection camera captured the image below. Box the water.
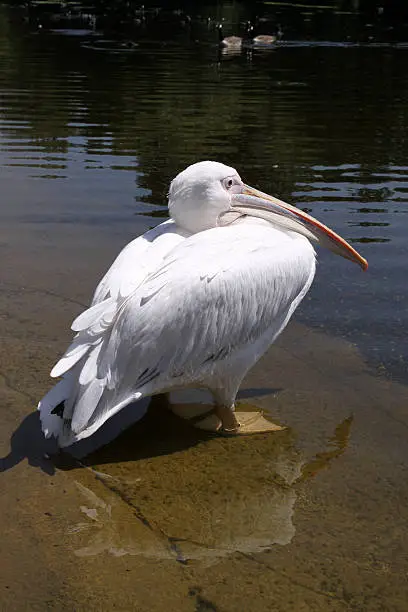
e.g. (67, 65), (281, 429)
(1, 6), (408, 610)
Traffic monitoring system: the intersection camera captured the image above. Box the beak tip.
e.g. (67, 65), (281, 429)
(361, 258), (369, 272)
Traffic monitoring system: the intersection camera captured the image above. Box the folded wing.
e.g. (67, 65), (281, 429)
(38, 219), (189, 443)
(56, 222), (316, 444)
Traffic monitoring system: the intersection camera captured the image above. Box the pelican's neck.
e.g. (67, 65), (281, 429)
(235, 215), (315, 245)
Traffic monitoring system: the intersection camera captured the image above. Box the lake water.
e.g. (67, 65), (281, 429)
(1, 5), (408, 611)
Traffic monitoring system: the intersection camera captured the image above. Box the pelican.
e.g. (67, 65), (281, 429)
(38, 161), (367, 447)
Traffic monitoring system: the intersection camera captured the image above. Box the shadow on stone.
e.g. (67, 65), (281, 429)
(0, 411), (56, 475)
(1, 386), (282, 474)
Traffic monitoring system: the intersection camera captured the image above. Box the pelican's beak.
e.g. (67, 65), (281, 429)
(230, 184), (368, 271)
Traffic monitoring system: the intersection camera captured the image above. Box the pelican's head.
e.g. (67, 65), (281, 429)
(168, 160), (367, 270)
(169, 161), (243, 233)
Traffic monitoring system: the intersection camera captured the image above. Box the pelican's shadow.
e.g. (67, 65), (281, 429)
(59, 387), (282, 469)
(0, 410), (56, 475)
(1, 387), (280, 474)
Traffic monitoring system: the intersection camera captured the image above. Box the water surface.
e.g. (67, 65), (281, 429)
(1, 6), (407, 611)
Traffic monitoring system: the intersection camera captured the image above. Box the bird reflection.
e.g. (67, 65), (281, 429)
(68, 415), (353, 563)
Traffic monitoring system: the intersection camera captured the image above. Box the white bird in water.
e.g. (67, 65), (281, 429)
(252, 34), (278, 46)
(252, 25), (283, 47)
(38, 161), (367, 447)
(218, 23), (252, 49)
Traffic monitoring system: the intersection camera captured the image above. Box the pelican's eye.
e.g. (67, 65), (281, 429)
(222, 177), (237, 191)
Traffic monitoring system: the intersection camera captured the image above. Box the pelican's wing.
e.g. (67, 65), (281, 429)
(51, 219), (189, 376)
(91, 219), (186, 305)
(63, 222), (316, 442)
(55, 219), (189, 372)
(39, 219), (189, 440)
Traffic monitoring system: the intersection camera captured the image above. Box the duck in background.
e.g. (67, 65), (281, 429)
(252, 24), (283, 46)
(218, 22), (253, 50)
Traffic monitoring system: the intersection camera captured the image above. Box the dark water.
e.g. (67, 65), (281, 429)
(1, 5), (408, 611)
(1, 6), (407, 380)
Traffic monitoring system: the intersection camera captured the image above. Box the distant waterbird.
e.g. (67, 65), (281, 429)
(38, 161), (367, 448)
(218, 22), (252, 49)
(252, 25), (283, 46)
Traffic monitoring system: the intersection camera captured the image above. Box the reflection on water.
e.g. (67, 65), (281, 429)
(68, 415), (352, 562)
(0, 5), (407, 379)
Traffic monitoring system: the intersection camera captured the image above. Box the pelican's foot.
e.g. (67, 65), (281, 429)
(169, 398), (284, 434)
(229, 411), (285, 435)
(215, 404), (240, 434)
(215, 406), (284, 435)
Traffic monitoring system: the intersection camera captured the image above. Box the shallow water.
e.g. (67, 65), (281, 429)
(1, 5), (408, 611)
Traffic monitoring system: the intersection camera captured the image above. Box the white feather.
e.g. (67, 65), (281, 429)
(50, 341), (91, 378)
(91, 219), (189, 304)
(71, 298), (116, 332)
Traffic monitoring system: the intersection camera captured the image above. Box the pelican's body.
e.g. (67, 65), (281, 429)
(38, 161), (367, 447)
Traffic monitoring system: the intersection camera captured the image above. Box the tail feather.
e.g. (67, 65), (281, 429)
(37, 377), (72, 439)
(38, 377), (147, 448)
(67, 390), (145, 445)
(71, 378), (105, 434)
(38, 343), (148, 448)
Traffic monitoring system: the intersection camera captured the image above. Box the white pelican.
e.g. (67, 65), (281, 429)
(38, 161), (367, 447)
